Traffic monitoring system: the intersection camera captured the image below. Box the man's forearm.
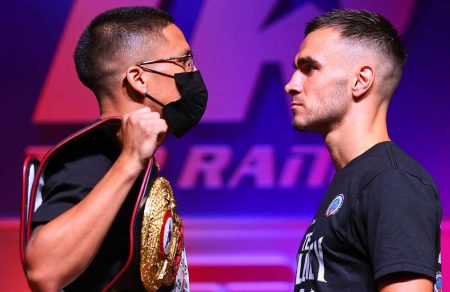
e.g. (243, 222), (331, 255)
(378, 274), (433, 292)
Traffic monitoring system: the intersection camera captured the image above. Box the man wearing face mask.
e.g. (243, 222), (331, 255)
(23, 6), (207, 291)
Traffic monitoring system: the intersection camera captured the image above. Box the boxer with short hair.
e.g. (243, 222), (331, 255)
(285, 9), (442, 292)
(24, 6), (207, 291)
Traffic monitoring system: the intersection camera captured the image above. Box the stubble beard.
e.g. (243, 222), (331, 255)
(293, 78), (349, 134)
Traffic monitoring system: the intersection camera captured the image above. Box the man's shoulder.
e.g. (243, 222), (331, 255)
(43, 119), (121, 180)
(378, 142), (437, 191)
(47, 119), (120, 159)
(389, 142), (433, 175)
(346, 142), (438, 194)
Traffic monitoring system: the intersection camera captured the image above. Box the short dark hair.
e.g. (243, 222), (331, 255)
(305, 9), (407, 71)
(74, 6), (174, 93)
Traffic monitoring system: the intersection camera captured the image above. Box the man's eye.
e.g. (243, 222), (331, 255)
(178, 56), (188, 64)
(301, 65), (317, 75)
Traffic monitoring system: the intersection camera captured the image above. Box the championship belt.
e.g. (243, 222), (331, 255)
(20, 117), (188, 291)
(140, 176), (185, 291)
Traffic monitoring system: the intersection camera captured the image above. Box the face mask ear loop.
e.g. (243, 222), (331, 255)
(144, 91), (165, 108)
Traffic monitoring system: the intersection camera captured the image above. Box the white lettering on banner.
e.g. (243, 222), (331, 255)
(296, 234), (326, 285)
(178, 145), (232, 189)
(228, 145), (275, 189)
(26, 143), (332, 190)
(291, 146), (331, 188)
(176, 144), (332, 189)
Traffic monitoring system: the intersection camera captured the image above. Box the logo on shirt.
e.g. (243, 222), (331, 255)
(325, 194), (344, 217)
(296, 233), (327, 285)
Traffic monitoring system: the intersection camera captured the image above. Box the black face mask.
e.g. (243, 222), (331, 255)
(144, 71), (208, 137)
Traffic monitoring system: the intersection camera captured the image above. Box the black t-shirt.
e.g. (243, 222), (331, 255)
(31, 125), (147, 291)
(294, 142), (442, 292)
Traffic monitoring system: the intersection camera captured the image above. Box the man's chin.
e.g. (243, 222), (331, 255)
(293, 120), (326, 134)
(292, 121), (309, 132)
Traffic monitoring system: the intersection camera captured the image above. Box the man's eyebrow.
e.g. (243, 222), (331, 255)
(172, 49), (192, 59)
(293, 56), (321, 69)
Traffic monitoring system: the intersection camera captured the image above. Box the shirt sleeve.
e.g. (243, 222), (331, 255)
(31, 153), (112, 226)
(362, 169), (441, 281)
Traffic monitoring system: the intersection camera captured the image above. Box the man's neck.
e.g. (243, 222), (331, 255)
(99, 94), (147, 119)
(323, 106), (390, 170)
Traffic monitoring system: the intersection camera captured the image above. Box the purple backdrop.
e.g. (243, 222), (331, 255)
(0, 0), (448, 218)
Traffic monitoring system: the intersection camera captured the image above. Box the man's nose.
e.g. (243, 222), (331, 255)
(284, 71), (302, 96)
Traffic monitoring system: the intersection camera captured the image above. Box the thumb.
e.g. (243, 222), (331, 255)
(117, 114), (129, 146)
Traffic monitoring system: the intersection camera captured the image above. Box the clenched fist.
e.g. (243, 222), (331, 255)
(118, 107), (168, 171)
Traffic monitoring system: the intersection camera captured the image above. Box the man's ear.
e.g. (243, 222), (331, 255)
(125, 66), (148, 94)
(352, 65), (374, 100)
